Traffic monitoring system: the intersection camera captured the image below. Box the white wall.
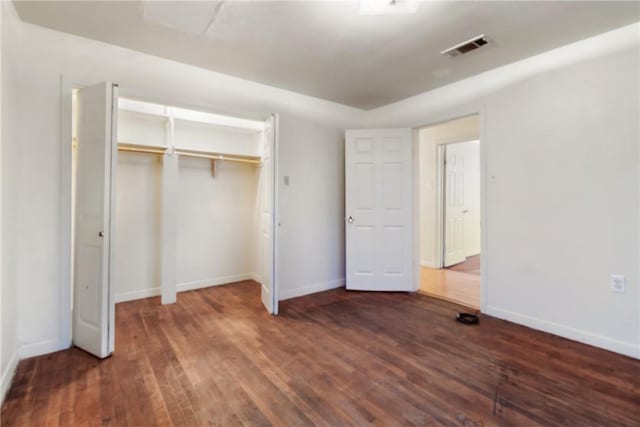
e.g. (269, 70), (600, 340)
(118, 111), (167, 148)
(1, 2), (362, 359)
(419, 115), (480, 267)
(176, 158), (258, 291)
(113, 153), (163, 302)
(1, 2), (19, 403)
(371, 23), (640, 358)
(173, 120), (261, 157)
(418, 133), (438, 267)
(277, 113), (346, 299)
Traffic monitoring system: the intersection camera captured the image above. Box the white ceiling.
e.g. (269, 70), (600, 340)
(13, 1), (640, 109)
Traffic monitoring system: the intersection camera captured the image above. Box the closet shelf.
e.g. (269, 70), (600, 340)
(175, 148), (261, 165)
(118, 98), (264, 132)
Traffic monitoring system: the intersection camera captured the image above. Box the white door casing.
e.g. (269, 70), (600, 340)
(345, 128), (414, 291)
(261, 114), (278, 314)
(73, 82), (118, 358)
(443, 145), (466, 267)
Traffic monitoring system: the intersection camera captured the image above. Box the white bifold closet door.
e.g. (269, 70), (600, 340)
(345, 128), (414, 292)
(73, 82), (118, 358)
(261, 114), (278, 314)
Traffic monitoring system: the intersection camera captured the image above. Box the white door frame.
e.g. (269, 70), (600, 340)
(59, 75), (281, 352)
(414, 111), (488, 313)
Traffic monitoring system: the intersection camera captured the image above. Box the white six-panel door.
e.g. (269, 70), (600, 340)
(261, 114), (278, 314)
(345, 129), (414, 291)
(73, 82), (118, 358)
(443, 145), (467, 267)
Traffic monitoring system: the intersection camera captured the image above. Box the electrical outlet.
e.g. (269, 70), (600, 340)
(610, 274), (626, 293)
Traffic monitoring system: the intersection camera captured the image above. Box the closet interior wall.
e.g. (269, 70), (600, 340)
(113, 99), (265, 303)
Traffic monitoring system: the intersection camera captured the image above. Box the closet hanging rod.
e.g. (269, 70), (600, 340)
(174, 149), (261, 165)
(117, 143), (167, 155)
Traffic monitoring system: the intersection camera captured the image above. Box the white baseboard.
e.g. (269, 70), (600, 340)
(17, 338), (66, 359)
(1, 351), (18, 405)
(420, 259), (438, 268)
(177, 273), (254, 293)
(250, 272), (262, 284)
(486, 306), (640, 359)
(279, 278), (345, 301)
(114, 274), (260, 303)
(115, 287), (161, 303)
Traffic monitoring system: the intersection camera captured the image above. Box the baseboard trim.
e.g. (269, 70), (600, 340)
(1, 351), (19, 405)
(114, 274), (260, 303)
(279, 278), (345, 301)
(486, 306), (640, 359)
(420, 259), (438, 268)
(17, 338), (65, 359)
(250, 272), (262, 284)
(115, 287), (161, 303)
(177, 273), (254, 293)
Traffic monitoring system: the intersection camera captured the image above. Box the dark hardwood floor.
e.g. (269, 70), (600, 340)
(2, 281), (639, 426)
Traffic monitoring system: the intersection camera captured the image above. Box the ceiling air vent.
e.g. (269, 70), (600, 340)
(441, 35), (489, 58)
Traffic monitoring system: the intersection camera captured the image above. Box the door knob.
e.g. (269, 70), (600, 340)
(347, 216), (354, 223)
(98, 231), (104, 237)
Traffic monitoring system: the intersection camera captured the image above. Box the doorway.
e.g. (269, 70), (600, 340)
(417, 115), (481, 309)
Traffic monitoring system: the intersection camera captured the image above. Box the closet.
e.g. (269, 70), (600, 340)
(71, 82), (277, 358)
(113, 98), (275, 309)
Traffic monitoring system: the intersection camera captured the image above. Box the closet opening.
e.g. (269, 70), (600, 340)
(68, 82), (278, 359)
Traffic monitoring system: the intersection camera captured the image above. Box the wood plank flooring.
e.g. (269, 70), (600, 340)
(446, 255), (481, 276)
(420, 267), (481, 309)
(2, 280), (639, 426)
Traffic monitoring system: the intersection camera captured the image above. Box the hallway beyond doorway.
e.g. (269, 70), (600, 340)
(419, 261), (480, 309)
(446, 255), (480, 275)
